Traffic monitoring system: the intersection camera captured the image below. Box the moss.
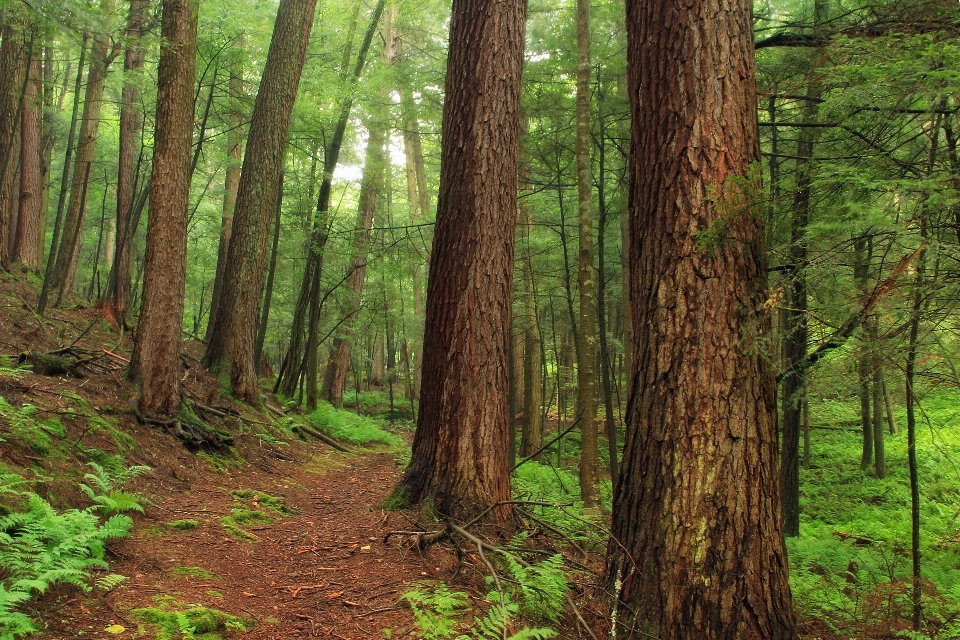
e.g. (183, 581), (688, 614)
(166, 519), (199, 531)
(380, 486), (410, 511)
(132, 603), (254, 639)
(169, 566), (218, 581)
(229, 489), (300, 515)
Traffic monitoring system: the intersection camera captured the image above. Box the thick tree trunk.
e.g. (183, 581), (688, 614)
(607, 1), (797, 637)
(321, 113), (386, 406)
(202, 0), (318, 403)
(128, 0), (198, 417)
(13, 50), (41, 271)
(100, 0), (148, 325)
(574, 0), (599, 508)
(50, 4), (115, 306)
(0, 9), (30, 268)
(392, 0), (526, 522)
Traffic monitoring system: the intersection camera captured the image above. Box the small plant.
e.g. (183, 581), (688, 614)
(166, 519), (199, 531)
(0, 470), (139, 637)
(402, 550), (565, 640)
(79, 462), (150, 515)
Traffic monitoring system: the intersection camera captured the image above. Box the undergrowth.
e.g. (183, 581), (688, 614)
(0, 463), (147, 638)
(132, 595), (254, 639)
(305, 401), (400, 447)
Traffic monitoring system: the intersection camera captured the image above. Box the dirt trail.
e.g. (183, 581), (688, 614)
(33, 444), (434, 639)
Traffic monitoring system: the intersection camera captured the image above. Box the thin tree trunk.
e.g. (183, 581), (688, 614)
(869, 310), (885, 478)
(254, 170), (284, 369)
(392, 0), (526, 522)
(37, 44), (56, 264)
(321, 113), (386, 406)
(50, 4), (115, 306)
(574, 0), (599, 508)
(205, 66), (243, 341)
(202, 0), (318, 403)
(100, 0), (148, 325)
(607, 0), (796, 635)
(855, 236), (873, 470)
(38, 34), (87, 314)
(883, 377), (897, 434)
(128, 0), (198, 417)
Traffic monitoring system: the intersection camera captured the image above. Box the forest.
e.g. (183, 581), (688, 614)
(0, 0), (958, 638)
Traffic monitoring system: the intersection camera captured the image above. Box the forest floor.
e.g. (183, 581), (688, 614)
(0, 272), (538, 640)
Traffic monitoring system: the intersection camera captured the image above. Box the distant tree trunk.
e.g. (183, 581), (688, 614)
(276, 0), (384, 405)
(202, 0), (318, 403)
(780, 80), (819, 538)
(38, 34), (87, 314)
(606, 0), (797, 637)
(128, 0), (198, 417)
(13, 48), (41, 271)
(883, 377), (897, 434)
(206, 67), (243, 342)
(254, 170), (284, 368)
(518, 131), (543, 460)
(0, 8), (30, 269)
(574, 0), (599, 508)
(869, 312), (885, 478)
(322, 114), (386, 406)
(50, 3), (115, 306)
(37, 43), (56, 264)
(100, 0), (148, 326)
(392, 0), (527, 522)
(855, 235), (873, 471)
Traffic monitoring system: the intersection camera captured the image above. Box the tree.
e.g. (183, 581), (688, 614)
(606, 0), (797, 637)
(45, 0), (116, 308)
(392, 0), (527, 521)
(574, 0), (599, 508)
(202, 0), (318, 403)
(100, 0), (150, 326)
(128, 0), (198, 417)
(12, 42), (42, 271)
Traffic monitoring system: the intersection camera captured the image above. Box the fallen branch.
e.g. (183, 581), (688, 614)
(510, 417), (582, 473)
(292, 423), (351, 453)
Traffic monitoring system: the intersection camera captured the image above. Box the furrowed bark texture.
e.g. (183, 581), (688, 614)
(0, 9), (29, 267)
(395, 0), (526, 522)
(129, 0), (198, 416)
(202, 0), (317, 402)
(14, 50), (41, 270)
(607, 1), (797, 638)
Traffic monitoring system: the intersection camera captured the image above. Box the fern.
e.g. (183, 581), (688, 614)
(0, 469), (140, 637)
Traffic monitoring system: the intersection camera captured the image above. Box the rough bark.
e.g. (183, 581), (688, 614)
(606, 0), (797, 637)
(100, 0), (149, 325)
(392, 0), (527, 522)
(0, 8), (30, 268)
(202, 0), (318, 403)
(128, 0), (198, 417)
(50, 3), (115, 306)
(574, 0), (599, 508)
(13, 49), (41, 271)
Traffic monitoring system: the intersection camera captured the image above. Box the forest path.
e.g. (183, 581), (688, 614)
(36, 444), (435, 639)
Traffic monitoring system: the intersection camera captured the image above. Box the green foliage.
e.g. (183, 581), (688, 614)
(788, 391), (960, 632)
(403, 550), (565, 640)
(166, 519), (200, 531)
(0, 396), (64, 456)
(0, 471), (139, 638)
(79, 462), (150, 516)
(305, 401), (400, 447)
